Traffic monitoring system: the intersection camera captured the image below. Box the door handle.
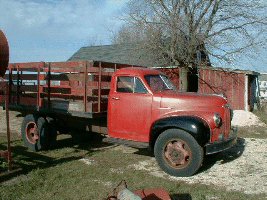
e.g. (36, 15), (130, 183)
(112, 97), (120, 100)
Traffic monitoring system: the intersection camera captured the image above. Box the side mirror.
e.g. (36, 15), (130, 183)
(0, 30), (9, 78)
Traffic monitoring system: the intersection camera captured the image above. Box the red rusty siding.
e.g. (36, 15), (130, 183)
(198, 68), (245, 110)
(158, 67), (248, 110)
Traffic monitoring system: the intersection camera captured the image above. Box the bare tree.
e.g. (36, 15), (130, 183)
(113, 0), (267, 68)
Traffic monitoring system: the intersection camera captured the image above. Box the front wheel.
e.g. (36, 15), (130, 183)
(154, 129), (203, 177)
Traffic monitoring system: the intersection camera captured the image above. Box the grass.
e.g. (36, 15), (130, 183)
(253, 108), (267, 125)
(236, 109), (267, 139)
(237, 126), (267, 139)
(0, 134), (266, 200)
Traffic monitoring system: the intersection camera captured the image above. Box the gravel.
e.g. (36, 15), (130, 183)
(232, 110), (266, 127)
(131, 138), (267, 195)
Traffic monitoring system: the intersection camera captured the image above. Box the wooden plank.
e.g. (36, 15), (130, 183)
(49, 61), (87, 68)
(49, 74), (73, 81)
(42, 93), (83, 100)
(20, 85), (38, 92)
(19, 97), (38, 106)
(9, 62), (45, 69)
(7, 74), (45, 80)
(43, 68), (84, 73)
(42, 87), (71, 94)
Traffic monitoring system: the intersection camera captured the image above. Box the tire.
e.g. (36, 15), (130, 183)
(21, 115), (50, 151)
(45, 117), (58, 148)
(154, 129), (203, 177)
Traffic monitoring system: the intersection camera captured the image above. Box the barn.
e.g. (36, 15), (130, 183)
(157, 66), (259, 111)
(69, 44), (260, 111)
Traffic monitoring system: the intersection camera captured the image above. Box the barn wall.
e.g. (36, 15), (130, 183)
(159, 67), (249, 110)
(198, 68), (246, 110)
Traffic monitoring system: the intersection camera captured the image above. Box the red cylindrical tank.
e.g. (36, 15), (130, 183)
(0, 30), (9, 78)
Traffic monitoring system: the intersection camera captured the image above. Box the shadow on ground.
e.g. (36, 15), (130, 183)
(171, 193), (192, 200)
(0, 131), (114, 182)
(199, 137), (246, 173)
(132, 137), (246, 175)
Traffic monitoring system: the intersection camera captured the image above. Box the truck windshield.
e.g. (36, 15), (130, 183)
(145, 75), (177, 92)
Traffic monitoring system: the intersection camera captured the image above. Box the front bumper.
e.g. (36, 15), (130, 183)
(205, 126), (238, 155)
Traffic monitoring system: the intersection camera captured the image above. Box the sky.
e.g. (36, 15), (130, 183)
(0, 0), (127, 62)
(0, 0), (266, 72)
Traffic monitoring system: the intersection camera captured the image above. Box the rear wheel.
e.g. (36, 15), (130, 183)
(154, 129), (203, 177)
(46, 117), (58, 148)
(21, 115), (54, 151)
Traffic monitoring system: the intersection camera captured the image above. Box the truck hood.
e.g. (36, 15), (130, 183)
(159, 91), (227, 111)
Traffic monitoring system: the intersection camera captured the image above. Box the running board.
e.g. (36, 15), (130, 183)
(103, 137), (149, 149)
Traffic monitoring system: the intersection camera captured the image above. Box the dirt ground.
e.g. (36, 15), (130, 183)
(1, 109), (267, 196)
(0, 109), (23, 137)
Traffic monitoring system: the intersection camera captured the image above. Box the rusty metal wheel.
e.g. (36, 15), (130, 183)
(21, 114), (50, 151)
(25, 121), (39, 145)
(164, 139), (192, 169)
(154, 129), (203, 177)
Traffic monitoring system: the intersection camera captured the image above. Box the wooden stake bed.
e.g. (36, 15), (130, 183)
(0, 60), (133, 119)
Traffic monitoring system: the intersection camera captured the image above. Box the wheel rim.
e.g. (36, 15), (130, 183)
(25, 122), (39, 144)
(164, 139), (192, 169)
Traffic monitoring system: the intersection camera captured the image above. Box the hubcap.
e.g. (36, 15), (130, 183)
(26, 122), (39, 144)
(164, 140), (191, 169)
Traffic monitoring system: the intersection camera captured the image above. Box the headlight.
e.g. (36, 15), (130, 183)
(213, 113), (222, 127)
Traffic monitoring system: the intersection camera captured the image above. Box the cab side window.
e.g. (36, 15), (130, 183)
(117, 76), (147, 94)
(134, 78), (147, 93)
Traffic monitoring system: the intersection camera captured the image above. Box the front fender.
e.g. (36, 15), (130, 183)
(150, 116), (211, 147)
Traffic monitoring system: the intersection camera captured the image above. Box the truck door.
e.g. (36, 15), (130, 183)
(108, 76), (152, 142)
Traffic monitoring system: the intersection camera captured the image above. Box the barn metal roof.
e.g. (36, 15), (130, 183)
(69, 44), (259, 76)
(68, 43), (164, 67)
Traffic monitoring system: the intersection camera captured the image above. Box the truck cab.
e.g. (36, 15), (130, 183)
(108, 67), (237, 176)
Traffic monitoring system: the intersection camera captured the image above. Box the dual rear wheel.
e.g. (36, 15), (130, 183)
(21, 114), (57, 152)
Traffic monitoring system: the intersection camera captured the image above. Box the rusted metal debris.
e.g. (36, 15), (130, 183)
(106, 180), (171, 200)
(0, 30), (11, 172)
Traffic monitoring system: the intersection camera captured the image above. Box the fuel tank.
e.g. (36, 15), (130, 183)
(0, 30), (9, 78)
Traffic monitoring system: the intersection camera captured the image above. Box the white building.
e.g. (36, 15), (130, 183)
(259, 73), (267, 100)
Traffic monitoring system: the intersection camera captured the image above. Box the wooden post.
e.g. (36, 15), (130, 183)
(98, 62), (102, 112)
(16, 65), (20, 105)
(48, 63), (51, 110)
(8, 66), (12, 104)
(37, 66), (40, 111)
(84, 62), (88, 112)
(5, 81), (12, 171)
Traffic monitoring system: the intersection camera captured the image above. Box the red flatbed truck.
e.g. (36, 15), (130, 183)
(0, 60), (237, 177)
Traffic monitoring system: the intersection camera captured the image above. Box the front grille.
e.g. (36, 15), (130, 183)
(223, 107), (231, 137)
